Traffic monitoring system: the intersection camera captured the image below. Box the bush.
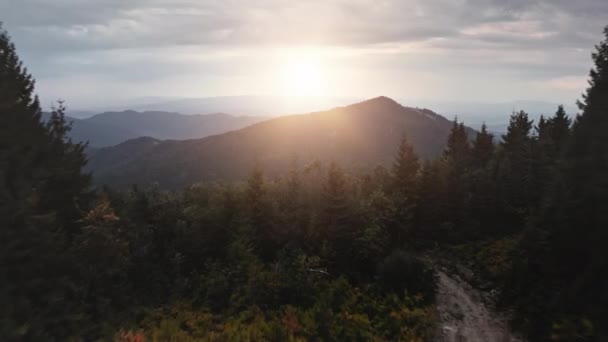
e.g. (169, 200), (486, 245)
(377, 251), (437, 302)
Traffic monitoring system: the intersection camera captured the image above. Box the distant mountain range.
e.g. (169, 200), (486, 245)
(131, 95), (360, 116)
(87, 97), (476, 188)
(68, 96), (575, 135)
(66, 95), (360, 118)
(44, 111), (267, 147)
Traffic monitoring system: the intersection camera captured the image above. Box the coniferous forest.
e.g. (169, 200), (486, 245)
(2, 22), (608, 341)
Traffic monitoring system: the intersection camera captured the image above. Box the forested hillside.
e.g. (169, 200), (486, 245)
(2, 21), (608, 342)
(88, 97), (475, 188)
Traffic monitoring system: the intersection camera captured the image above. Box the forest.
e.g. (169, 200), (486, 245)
(1, 23), (608, 342)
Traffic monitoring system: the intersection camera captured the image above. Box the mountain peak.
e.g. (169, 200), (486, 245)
(344, 96), (404, 112)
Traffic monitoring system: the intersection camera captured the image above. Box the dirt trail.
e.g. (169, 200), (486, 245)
(434, 270), (522, 342)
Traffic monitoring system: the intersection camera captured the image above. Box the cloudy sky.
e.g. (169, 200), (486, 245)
(1, 0), (607, 109)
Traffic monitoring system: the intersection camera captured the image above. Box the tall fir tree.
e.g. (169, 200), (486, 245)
(497, 110), (535, 228)
(548, 25), (608, 339)
(507, 26), (608, 341)
(468, 123), (497, 238)
(0, 24), (90, 339)
(321, 162), (355, 271)
(443, 119), (471, 233)
(390, 135), (419, 246)
(547, 105), (572, 154)
(472, 123), (494, 167)
(246, 164), (275, 259)
(444, 119), (471, 170)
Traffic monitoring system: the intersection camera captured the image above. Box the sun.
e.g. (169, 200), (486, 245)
(281, 52), (327, 97)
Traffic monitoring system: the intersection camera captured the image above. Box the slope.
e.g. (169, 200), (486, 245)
(88, 97), (475, 188)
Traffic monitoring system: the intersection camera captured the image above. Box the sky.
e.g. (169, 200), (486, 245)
(2, 0), (607, 110)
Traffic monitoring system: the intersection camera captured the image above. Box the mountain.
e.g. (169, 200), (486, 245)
(87, 97), (476, 188)
(56, 111), (267, 147)
(42, 112), (138, 147)
(126, 95), (360, 116)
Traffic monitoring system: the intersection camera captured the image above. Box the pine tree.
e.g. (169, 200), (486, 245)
(414, 159), (448, 243)
(443, 119), (471, 232)
(472, 123), (494, 167)
(246, 164), (274, 259)
(281, 158), (306, 245)
(322, 162), (349, 229)
(497, 110), (535, 227)
(547, 25), (608, 338)
(392, 135), (420, 195)
(444, 119), (471, 170)
(0, 24), (90, 339)
(508, 26), (608, 340)
(390, 135), (419, 246)
(468, 124), (497, 238)
(284, 158), (301, 214)
(547, 105), (572, 153)
(321, 162), (355, 271)
(247, 164), (266, 224)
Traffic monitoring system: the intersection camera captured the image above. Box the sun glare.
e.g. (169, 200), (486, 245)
(281, 52), (327, 97)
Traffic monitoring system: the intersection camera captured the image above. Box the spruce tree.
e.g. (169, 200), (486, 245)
(547, 105), (572, 153)
(472, 123), (494, 167)
(322, 162), (349, 229)
(0, 24), (90, 339)
(468, 123), (497, 238)
(246, 164), (274, 259)
(443, 119), (471, 232)
(321, 162), (355, 271)
(392, 135), (420, 196)
(509, 26), (608, 340)
(444, 119), (470, 170)
(548, 25), (608, 338)
(390, 136), (419, 245)
(497, 110), (535, 227)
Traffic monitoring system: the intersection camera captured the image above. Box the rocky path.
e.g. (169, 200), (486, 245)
(434, 270), (522, 342)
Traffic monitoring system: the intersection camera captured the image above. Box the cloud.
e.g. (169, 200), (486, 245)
(1, 0), (606, 107)
(544, 75), (589, 91)
(4, 0), (604, 52)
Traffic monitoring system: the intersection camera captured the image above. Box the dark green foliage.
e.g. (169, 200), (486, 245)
(390, 136), (420, 246)
(496, 110), (536, 229)
(472, 123), (494, 167)
(502, 26), (608, 341)
(0, 25), (91, 340)
(377, 251), (437, 303)
(443, 119), (471, 233)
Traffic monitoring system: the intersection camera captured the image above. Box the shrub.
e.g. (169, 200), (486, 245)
(377, 251), (437, 302)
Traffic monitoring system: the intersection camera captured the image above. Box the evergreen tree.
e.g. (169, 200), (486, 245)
(507, 26), (608, 341)
(392, 135), (420, 195)
(390, 135), (419, 246)
(414, 159), (448, 243)
(444, 119), (470, 170)
(280, 159), (307, 246)
(468, 124), (497, 238)
(321, 162), (350, 229)
(546, 25), (608, 339)
(472, 123), (494, 167)
(547, 105), (572, 154)
(0, 24), (90, 339)
(321, 162), (355, 272)
(246, 165), (275, 259)
(443, 119), (471, 233)
(497, 110), (535, 228)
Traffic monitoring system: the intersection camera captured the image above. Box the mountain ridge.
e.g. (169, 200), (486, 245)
(51, 110), (269, 147)
(88, 97), (476, 188)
